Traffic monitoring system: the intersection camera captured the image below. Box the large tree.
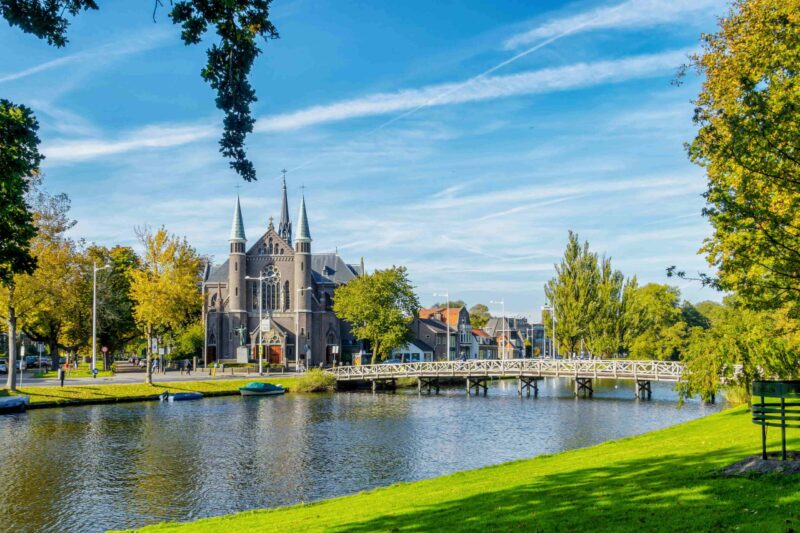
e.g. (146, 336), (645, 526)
(333, 266), (420, 364)
(130, 226), (201, 383)
(586, 257), (626, 357)
(624, 284), (688, 360)
(544, 231), (599, 356)
(0, 100), (41, 390)
(1, 0), (279, 181)
(687, 0), (800, 316)
(468, 303), (491, 329)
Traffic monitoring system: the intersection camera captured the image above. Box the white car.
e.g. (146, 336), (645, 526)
(0, 358), (7, 374)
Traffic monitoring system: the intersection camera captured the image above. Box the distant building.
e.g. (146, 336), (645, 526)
(471, 328), (498, 359)
(484, 317), (526, 358)
(202, 179), (363, 367)
(391, 339), (435, 362)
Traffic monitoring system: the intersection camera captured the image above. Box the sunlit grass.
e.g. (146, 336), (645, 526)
(126, 407), (800, 532)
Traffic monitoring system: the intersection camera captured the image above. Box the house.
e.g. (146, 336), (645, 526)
(471, 329), (498, 359)
(418, 306), (473, 360)
(391, 339), (435, 362)
(485, 317), (526, 358)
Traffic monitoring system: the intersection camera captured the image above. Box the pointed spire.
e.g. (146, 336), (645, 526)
(296, 190), (311, 243)
(278, 170), (292, 244)
(230, 195), (246, 242)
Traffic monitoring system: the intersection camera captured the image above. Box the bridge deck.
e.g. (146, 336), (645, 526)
(329, 359), (684, 383)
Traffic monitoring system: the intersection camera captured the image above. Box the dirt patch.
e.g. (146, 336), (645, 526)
(722, 452), (800, 476)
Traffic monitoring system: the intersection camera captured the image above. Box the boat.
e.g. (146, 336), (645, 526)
(0, 396), (29, 414)
(239, 382), (286, 396)
(159, 392), (203, 402)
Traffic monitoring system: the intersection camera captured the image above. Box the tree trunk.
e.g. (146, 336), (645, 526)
(145, 327), (152, 385)
(6, 300), (17, 391)
(48, 338), (59, 370)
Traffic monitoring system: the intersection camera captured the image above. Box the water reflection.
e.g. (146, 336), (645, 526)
(0, 378), (720, 532)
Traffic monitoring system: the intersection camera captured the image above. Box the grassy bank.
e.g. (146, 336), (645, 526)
(127, 407), (799, 532)
(33, 361), (113, 379)
(3, 377), (298, 407)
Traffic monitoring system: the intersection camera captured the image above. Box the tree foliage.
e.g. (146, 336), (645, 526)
(687, 0), (800, 316)
(468, 303), (491, 329)
(130, 226), (201, 382)
(333, 266), (420, 364)
(0, 0), (279, 181)
(624, 283), (688, 360)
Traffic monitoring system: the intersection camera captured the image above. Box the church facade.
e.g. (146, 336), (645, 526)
(202, 180), (364, 367)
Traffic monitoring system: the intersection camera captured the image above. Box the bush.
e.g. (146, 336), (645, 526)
(294, 368), (336, 392)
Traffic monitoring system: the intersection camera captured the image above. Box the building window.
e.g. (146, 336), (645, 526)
(268, 238), (273, 255)
(235, 287), (238, 296)
(284, 281), (290, 310)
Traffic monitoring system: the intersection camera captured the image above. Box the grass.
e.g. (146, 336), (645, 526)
(122, 407), (800, 533)
(2, 377), (298, 407)
(292, 368), (336, 392)
(32, 360), (113, 379)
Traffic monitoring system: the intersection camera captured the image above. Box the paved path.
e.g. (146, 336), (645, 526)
(12, 370), (298, 388)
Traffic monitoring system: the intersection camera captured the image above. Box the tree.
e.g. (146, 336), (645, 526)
(333, 266), (420, 364)
(1, 0), (279, 181)
(170, 321), (204, 361)
(468, 303), (491, 329)
(431, 300), (466, 309)
(686, 0), (800, 317)
(544, 231), (599, 356)
(0, 100), (41, 390)
(680, 297), (800, 403)
(586, 257), (626, 357)
(624, 284), (688, 360)
(130, 227), (201, 383)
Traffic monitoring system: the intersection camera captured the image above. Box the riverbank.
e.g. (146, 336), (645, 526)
(128, 406), (799, 532)
(0, 377), (298, 408)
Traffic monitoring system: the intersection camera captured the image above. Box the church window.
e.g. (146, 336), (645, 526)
(284, 281), (290, 310)
(268, 238), (273, 255)
(235, 287), (238, 296)
(251, 284), (258, 310)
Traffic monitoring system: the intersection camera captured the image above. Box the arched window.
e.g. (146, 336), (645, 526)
(284, 281), (290, 310)
(261, 265), (281, 310)
(268, 238), (273, 255)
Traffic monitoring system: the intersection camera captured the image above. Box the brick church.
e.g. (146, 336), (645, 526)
(202, 178), (364, 367)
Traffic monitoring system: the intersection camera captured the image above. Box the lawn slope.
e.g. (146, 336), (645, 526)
(127, 407), (799, 532)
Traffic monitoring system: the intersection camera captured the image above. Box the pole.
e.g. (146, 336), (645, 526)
(202, 283), (208, 368)
(258, 277), (263, 375)
(92, 261), (97, 373)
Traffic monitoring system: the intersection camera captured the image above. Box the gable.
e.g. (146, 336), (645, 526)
(247, 228), (294, 258)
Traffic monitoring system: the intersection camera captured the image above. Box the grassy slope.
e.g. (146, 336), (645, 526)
(4, 377), (297, 406)
(129, 407), (800, 533)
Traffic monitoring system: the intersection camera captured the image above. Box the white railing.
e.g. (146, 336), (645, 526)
(329, 358), (686, 383)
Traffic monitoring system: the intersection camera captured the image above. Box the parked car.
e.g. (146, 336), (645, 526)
(0, 358), (7, 374)
(24, 355), (51, 369)
(381, 358), (403, 364)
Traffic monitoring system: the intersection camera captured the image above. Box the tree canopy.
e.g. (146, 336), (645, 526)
(1, 0), (279, 181)
(333, 266), (419, 364)
(468, 303), (491, 329)
(687, 0), (800, 317)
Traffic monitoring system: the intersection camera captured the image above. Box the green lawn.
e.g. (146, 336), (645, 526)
(124, 407), (799, 532)
(32, 360), (113, 379)
(5, 377), (298, 406)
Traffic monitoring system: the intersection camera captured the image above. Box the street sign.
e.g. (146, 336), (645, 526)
(101, 346), (108, 354)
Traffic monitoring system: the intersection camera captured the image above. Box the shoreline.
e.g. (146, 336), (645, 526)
(119, 406), (799, 532)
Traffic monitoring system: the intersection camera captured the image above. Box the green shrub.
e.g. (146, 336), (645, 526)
(294, 368), (336, 392)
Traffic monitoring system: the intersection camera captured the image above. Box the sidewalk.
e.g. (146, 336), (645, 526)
(15, 369), (299, 388)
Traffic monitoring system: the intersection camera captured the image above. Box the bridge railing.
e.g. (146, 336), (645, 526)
(328, 358), (686, 382)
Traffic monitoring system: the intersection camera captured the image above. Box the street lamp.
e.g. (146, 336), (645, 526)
(92, 262), (111, 374)
(433, 291), (451, 361)
(542, 301), (557, 359)
(490, 299), (505, 359)
(245, 274), (269, 375)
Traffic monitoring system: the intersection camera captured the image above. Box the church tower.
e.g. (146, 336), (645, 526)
(228, 195), (247, 313)
(278, 173), (292, 245)
(294, 192), (313, 363)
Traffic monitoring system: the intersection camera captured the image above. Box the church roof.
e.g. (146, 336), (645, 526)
(206, 253), (360, 285)
(230, 196), (246, 241)
(296, 194), (311, 242)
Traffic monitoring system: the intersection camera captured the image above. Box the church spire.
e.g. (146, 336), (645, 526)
(229, 195), (246, 242)
(296, 189), (311, 243)
(278, 169), (292, 244)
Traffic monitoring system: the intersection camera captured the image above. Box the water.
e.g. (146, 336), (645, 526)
(0, 379), (720, 532)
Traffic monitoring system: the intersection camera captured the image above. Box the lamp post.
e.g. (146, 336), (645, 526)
(92, 262), (111, 374)
(245, 274), (268, 375)
(433, 291), (450, 361)
(490, 299), (505, 359)
(542, 302), (557, 358)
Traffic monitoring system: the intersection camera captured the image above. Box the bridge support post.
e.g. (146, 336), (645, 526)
(574, 377), (593, 397)
(635, 380), (652, 399)
(371, 379), (376, 393)
(466, 378), (488, 397)
(518, 377), (540, 397)
(418, 377), (439, 394)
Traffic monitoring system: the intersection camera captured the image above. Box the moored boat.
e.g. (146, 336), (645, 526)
(0, 395), (29, 414)
(239, 382), (285, 396)
(159, 392), (204, 402)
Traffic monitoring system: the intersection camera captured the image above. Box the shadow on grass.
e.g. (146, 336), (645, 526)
(326, 445), (800, 533)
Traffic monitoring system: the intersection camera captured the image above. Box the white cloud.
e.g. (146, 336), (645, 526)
(504, 0), (725, 49)
(0, 28), (173, 85)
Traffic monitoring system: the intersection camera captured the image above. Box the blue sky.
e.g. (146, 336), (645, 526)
(1, 0), (729, 320)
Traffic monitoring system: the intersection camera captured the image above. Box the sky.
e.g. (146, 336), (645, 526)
(0, 0), (730, 320)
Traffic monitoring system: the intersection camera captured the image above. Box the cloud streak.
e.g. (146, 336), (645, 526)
(43, 48), (690, 163)
(504, 0), (725, 49)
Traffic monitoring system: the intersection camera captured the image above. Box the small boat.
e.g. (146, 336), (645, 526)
(159, 392), (203, 402)
(239, 382), (285, 396)
(0, 396), (29, 414)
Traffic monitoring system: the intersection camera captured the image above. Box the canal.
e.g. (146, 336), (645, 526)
(0, 378), (721, 532)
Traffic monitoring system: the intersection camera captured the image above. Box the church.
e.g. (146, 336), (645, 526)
(202, 178), (364, 367)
